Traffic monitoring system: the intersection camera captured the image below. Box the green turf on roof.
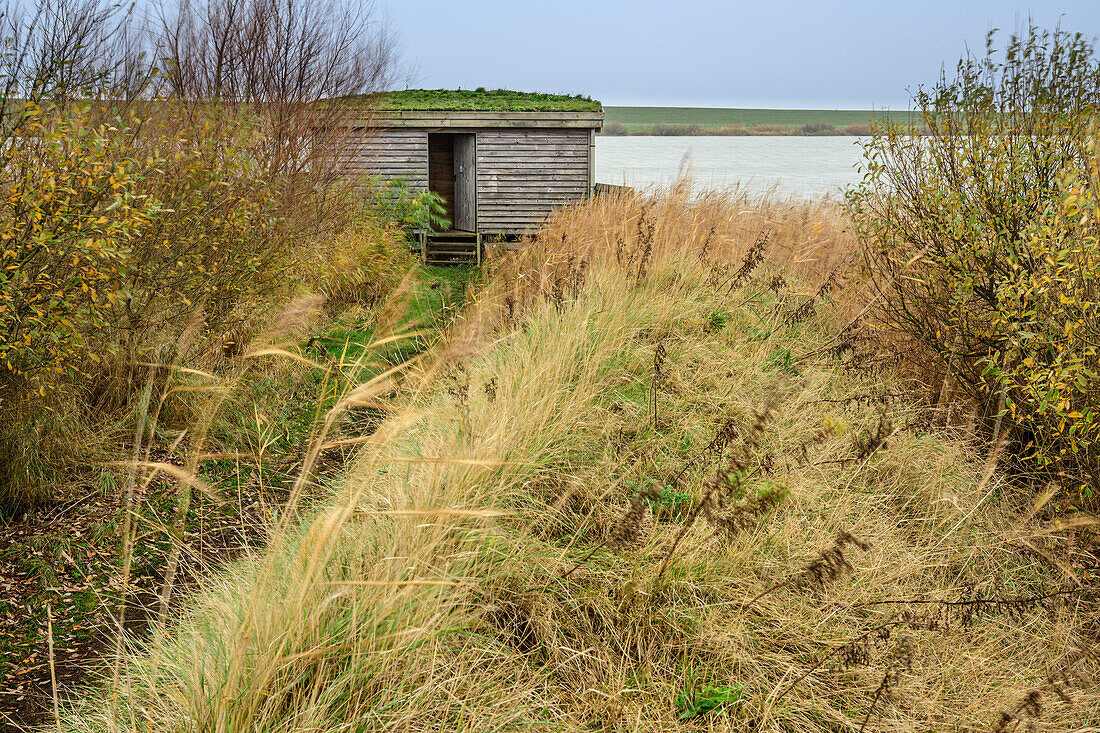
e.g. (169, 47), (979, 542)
(350, 89), (601, 112)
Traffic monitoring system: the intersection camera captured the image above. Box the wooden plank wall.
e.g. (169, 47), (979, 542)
(336, 126), (594, 235)
(476, 128), (590, 234)
(337, 128), (428, 190)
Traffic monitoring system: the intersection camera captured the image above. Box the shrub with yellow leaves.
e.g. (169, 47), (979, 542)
(0, 102), (159, 394)
(983, 150), (1100, 492)
(102, 107), (288, 356)
(848, 26), (1100, 496)
(0, 0), (406, 514)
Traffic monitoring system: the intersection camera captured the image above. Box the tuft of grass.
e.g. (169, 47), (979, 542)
(676, 682), (744, 720)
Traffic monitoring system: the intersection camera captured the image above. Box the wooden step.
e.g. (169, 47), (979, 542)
(428, 242), (478, 250)
(431, 234), (479, 242)
(420, 231), (481, 266)
(426, 253), (477, 265)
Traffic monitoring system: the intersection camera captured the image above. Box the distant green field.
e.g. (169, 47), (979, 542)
(604, 106), (902, 130)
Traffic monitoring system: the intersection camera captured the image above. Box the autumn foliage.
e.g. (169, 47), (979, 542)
(0, 102), (158, 392)
(987, 153), (1100, 488)
(847, 26), (1100, 495)
(0, 0), (401, 511)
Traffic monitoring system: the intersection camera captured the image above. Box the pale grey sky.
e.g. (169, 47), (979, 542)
(379, 0), (1100, 108)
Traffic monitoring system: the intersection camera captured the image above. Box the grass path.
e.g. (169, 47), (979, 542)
(0, 264), (473, 730)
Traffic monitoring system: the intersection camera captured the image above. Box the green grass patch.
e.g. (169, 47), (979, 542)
(644, 483), (694, 520)
(676, 682), (745, 719)
(346, 89), (601, 112)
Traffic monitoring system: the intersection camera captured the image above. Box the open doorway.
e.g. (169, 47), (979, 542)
(427, 133), (476, 232)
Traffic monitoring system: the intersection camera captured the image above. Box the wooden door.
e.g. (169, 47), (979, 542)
(453, 133), (476, 232)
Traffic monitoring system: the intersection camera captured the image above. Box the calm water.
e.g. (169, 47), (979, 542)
(594, 136), (868, 199)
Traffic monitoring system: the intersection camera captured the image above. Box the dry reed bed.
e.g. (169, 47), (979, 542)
(59, 188), (1100, 732)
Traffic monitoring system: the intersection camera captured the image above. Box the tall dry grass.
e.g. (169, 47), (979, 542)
(57, 188), (1100, 732)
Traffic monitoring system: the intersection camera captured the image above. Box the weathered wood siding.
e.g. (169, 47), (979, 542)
(476, 128), (590, 234)
(337, 128), (428, 190)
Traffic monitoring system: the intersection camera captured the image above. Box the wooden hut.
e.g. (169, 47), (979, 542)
(334, 90), (603, 262)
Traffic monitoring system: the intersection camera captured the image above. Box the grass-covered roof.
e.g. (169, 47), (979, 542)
(350, 89), (601, 112)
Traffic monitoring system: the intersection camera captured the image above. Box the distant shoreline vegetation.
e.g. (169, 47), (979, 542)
(600, 121), (875, 136)
(601, 106), (914, 136)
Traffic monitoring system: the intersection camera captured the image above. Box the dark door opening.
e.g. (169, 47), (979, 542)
(428, 132), (476, 232)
